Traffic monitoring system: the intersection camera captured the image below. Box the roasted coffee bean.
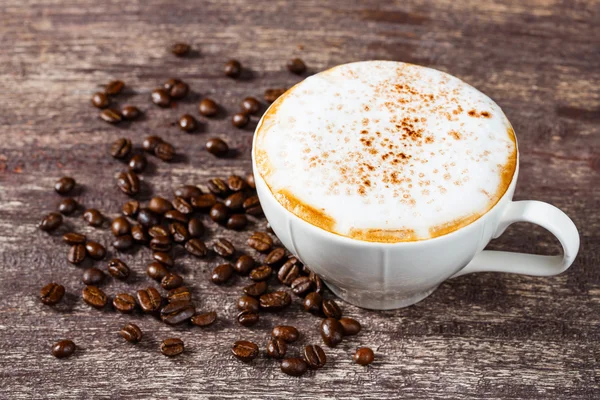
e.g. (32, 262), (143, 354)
(110, 138), (132, 159)
(278, 262), (300, 285)
(107, 258), (130, 280)
(167, 287), (191, 303)
(120, 323), (143, 343)
(137, 287), (162, 312)
(169, 81), (189, 99)
(272, 326), (299, 343)
(259, 291), (291, 311)
(174, 185), (202, 200)
(151, 88), (171, 107)
(264, 247), (286, 267)
(206, 138), (229, 157)
(226, 214), (247, 230)
(232, 112), (249, 128)
(83, 209), (103, 227)
(39, 212), (62, 232)
(164, 209), (188, 223)
(57, 198), (78, 215)
(152, 251), (174, 267)
(245, 204), (263, 216)
(187, 218), (204, 238)
(198, 98), (218, 117)
(237, 295), (259, 313)
(242, 195), (261, 214)
(147, 196), (172, 215)
(243, 281), (268, 297)
(172, 197), (193, 214)
(266, 338), (287, 359)
(213, 238), (235, 258)
(353, 347), (374, 365)
(309, 271), (324, 294)
(322, 299), (342, 319)
(111, 216), (131, 236)
(224, 192), (245, 211)
(147, 261), (168, 281)
(148, 225), (170, 238)
(291, 276), (313, 296)
(131, 225), (149, 243)
(237, 310), (259, 327)
(234, 255), (255, 275)
(264, 88), (286, 103)
(281, 357), (308, 377)
(113, 293), (136, 313)
(67, 244), (86, 265)
(232, 340), (258, 362)
(52, 340), (75, 358)
(121, 105), (141, 120)
(55, 177), (75, 195)
(247, 231), (273, 253)
(40, 283), (65, 305)
(105, 80), (125, 95)
(91, 92), (109, 108)
(185, 238), (208, 257)
(150, 236), (172, 252)
(62, 232), (86, 245)
(100, 108), (122, 123)
(227, 175), (246, 192)
(191, 311), (217, 327)
(207, 178), (229, 197)
(82, 267), (105, 285)
(128, 154), (147, 172)
(169, 222), (189, 243)
(112, 234), (134, 251)
(191, 193), (217, 209)
(303, 292), (322, 315)
(224, 59), (242, 78)
(339, 318), (362, 336)
(116, 170), (140, 196)
(161, 273), (183, 290)
(249, 265), (272, 282)
(137, 208), (160, 228)
(155, 142), (175, 161)
(303, 345), (326, 369)
(142, 135), (164, 153)
(246, 173), (256, 189)
(161, 338), (184, 357)
(82, 285), (108, 309)
(287, 58), (307, 74)
(320, 318), (344, 347)
(163, 78), (181, 92)
(241, 97), (260, 115)
(171, 42), (190, 57)
(178, 114), (197, 132)
(122, 200), (140, 217)
(211, 263), (234, 284)
(161, 300), (195, 325)
(85, 241), (106, 260)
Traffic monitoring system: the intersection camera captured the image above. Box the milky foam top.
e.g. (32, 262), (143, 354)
(254, 61), (517, 242)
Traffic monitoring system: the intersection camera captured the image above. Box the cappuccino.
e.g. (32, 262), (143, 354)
(254, 61), (517, 242)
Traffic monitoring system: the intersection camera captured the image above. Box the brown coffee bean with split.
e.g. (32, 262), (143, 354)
(82, 267), (105, 285)
(128, 154), (147, 172)
(211, 263), (234, 284)
(110, 138), (132, 159)
(206, 138), (229, 157)
(67, 244), (86, 265)
(92, 92), (109, 108)
(225, 192), (245, 211)
(161, 273), (183, 290)
(161, 301), (195, 325)
(287, 58), (307, 74)
(122, 200), (139, 217)
(111, 216), (131, 236)
(147, 261), (168, 281)
(249, 265), (272, 282)
(137, 208), (160, 228)
(310, 271), (324, 294)
(246, 173), (256, 189)
(264, 247), (286, 267)
(63, 232), (86, 245)
(121, 105), (141, 120)
(150, 236), (172, 252)
(243, 281), (268, 297)
(266, 338), (287, 359)
(40, 283), (65, 305)
(120, 323), (143, 343)
(207, 178), (230, 197)
(281, 357), (308, 377)
(303, 292), (323, 315)
(113, 234), (134, 250)
(339, 318), (362, 336)
(247, 232), (273, 253)
(264, 88), (286, 103)
(107, 259), (130, 280)
(169, 81), (188, 99)
(54, 177), (75, 194)
(39, 212), (62, 232)
(85, 241), (106, 260)
(303, 345), (326, 369)
(142, 135), (164, 153)
(232, 113), (249, 128)
(100, 108), (122, 123)
(57, 198), (78, 215)
(224, 59), (242, 78)
(172, 197), (193, 214)
(169, 222), (189, 243)
(353, 347), (374, 365)
(83, 209), (103, 227)
(272, 326), (299, 343)
(242, 196), (260, 212)
(237, 295), (259, 313)
(320, 318), (344, 347)
(241, 97), (260, 115)
(137, 287), (162, 312)
(198, 98), (218, 117)
(227, 175), (247, 192)
(155, 142), (175, 162)
(148, 225), (170, 238)
(234, 255), (255, 275)
(191, 193), (217, 210)
(187, 218), (204, 238)
(131, 225), (149, 243)
(171, 42), (190, 57)
(167, 287), (191, 303)
(52, 340), (76, 358)
(161, 338), (184, 357)
(191, 311), (217, 327)
(278, 261), (300, 286)
(105, 80), (125, 95)
(232, 340), (258, 362)
(322, 299), (342, 319)
(226, 214), (247, 230)
(291, 276), (313, 296)
(259, 291), (291, 311)
(116, 170), (140, 196)
(82, 285), (108, 309)
(237, 310), (259, 327)
(174, 185), (202, 200)
(165, 210), (188, 223)
(152, 251), (174, 267)
(185, 238), (208, 257)
(213, 238), (235, 258)
(178, 114), (197, 132)
(151, 88), (171, 107)
(113, 293), (136, 313)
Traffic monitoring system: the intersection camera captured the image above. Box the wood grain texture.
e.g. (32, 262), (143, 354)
(1, 0), (599, 398)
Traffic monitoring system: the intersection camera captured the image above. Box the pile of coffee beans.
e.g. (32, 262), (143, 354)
(37, 48), (374, 372)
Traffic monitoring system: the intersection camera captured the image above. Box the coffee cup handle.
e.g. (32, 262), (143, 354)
(452, 201), (579, 278)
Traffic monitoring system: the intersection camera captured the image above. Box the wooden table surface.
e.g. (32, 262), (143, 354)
(1, 0), (599, 398)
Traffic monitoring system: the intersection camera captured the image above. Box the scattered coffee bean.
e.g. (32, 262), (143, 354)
(152, 251), (174, 267)
(131, 225), (149, 243)
(191, 193), (217, 209)
(232, 112), (249, 128)
(227, 175), (247, 192)
(167, 286), (191, 303)
(322, 299), (342, 319)
(320, 318), (344, 347)
(39, 212), (63, 232)
(303, 292), (322, 315)
(62, 232), (86, 245)
(122, 200), (140, 217)
(303, 345), (326, 369)
(148, 225), (170, 238)
(110, 138), (132, 159)
(245, 203), (263, 216)
(237, 310), (259, 327)
(266, 338), (287, 359)
(171, 42), (190, 57)
(52, 340), (75, 358)
(169, 81), (189, 99)
(291, 276), (313, 296)
(137, 208), (160, 228)
(309, 271), (324, 294)
(163, 78), (180, 92)
(164, 209), (188, 223)
(57, 198), (78, 215)
(207, 178), (230, 197)
(147, 261), (169, 281)
(178, 114), (197, 132)
(246, 173), (256, 189)
(249, 265), (272, 282)
(234, 255), (255, 275)
(155, 142), (175, 161)
(169, 222), (189, 243)
(287, 58), (307, 74)
(113, 293), (136, 313)
(247, 231), (273, 253)
(142, 135), (164, 153)
(148, 196), (172, 214)
(281, 357), (308, 377)
(137, 287), (162, 313)
(264, 247), (286, 267)
(107, 258), (130, 280)
(120, 323), (143, 343)
(211, 263), (234, 284)
(198, 98), (218, 117)
(128, 154), (147, 172)
(213, 238), (235, 258)
(92, 92), (109, 108)
(150, 236), (172, 252)
(174, 185), (202, 200)
(105, 80), (125, 95)
(264, 88), (286, 103)
(353, 347), (374, 365)
(237, 295), (259, 313)
(259, 291), (291, 311)
(112, 234), (134, 250)
(116, 170), (140, 196)
(100, 108), (122, 123)
(241, 97), (260, 115)
(40, 283), (65, 305)
(82, 267), (105, 285)
(185, 238), (208, 257)
(121, 105), (141, 120)
(225, 192), (245, 211)
(85, 241), (106, 260)
(161, 272), (183, 290)
(161, 300), (195, 325)
(172, 197), (193, 214)
(339, 318), (362, 336)
(224, 59), (242, 78)
(82, 285), (108, 309)
(187, 217), (204, 238)
(151, 88), (171, 107)
(226, 214), (247, 230)
(83, 209), (103, 227)
(206, 138), (229, 157)
(161, 338), (184, 357)
(272, 326), (299, 343)
(55, 177), (75, 195)
(67, 243), (86, 265)
(232, 340), (258, 362)
(243, 281), (268, 297)
(191, 311), (217, 327)
(111, 216), (131, 236)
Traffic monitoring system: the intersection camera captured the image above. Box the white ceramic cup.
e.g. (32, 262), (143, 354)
(252, 106), (580, 312)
